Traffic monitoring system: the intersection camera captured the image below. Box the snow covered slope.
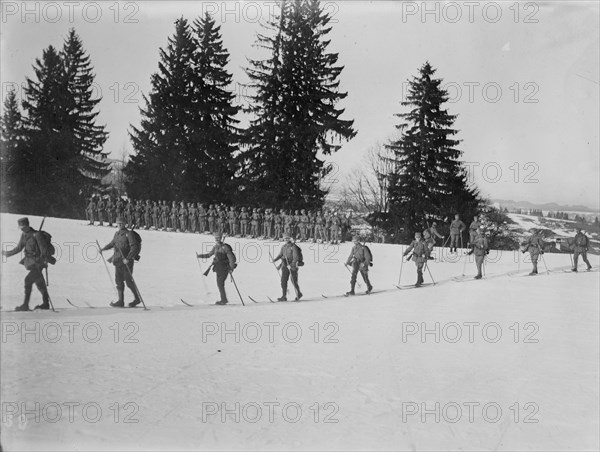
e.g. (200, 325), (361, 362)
(1, 213), (598, 451)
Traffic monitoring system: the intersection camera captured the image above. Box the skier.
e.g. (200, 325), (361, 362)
(86, 196), (96, 225)
(100, 217), (141, 307)
(402, 231), (430, 287)
(97, 196), (105, 226)
(521, 231), (547, 275)
(426, 221), (444, 243)
(468, 215), (481, 250)
(469, 226), (489, 279)
(345, 235), (373, 295)
(196, 233), (237, 305)
(272, 234), (303, 301)
(449, 214), (466, 253)
(571, 228), (593, 271)
(2, 217), (53, 311)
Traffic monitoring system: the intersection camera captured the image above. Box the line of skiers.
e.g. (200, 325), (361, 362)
(2, 215), (594, 310)
(86, 196), (353, 244)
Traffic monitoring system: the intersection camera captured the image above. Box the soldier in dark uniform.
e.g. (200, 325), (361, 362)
(152, 201), (160, 229)
(144, 200), (152, 229)
(264, 208), (273, 239)
(272, 234), (303, 301)
(198, 204), (207, 233)
(86, 196), (96, 225)
(449, 214), (466, 253)
(470, 226), (489, 279)
(100, 217), (141, 307)
(299, 209), (308, 241)
(97, 196), (105, 226)
(274, 209), (283, 240)
(240, 207), (249, 237)
(179, 201), (188, 232)
(160, 201), (169, 230)
(403, 232), (430, 287)
(218, 206), (227, 235)
(170, 201), (178, 231)
(228, 206), (238, 236)
(468, 215), (481, 250)
(251, 208), (260, 238)
(345, 235), (373, 295)
(106, 196), (114, 226)
(207, 205), (216, 234)
(2, 217), (53, 311)
(571, 228), (592, 272)
(134, 200), (143, 227)
(189, 202), (199, 233)
(521, 231), (547, 275)
(197, 233), (236, 305)
(124, 200), (133, 227)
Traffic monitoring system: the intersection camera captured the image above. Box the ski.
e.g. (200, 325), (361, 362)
(247, 296), (260, 303)
(180, 298), (193, 307)
(394, 283), (434, 290)
(452, 276), (483, 282)
(66, 298), (79, 307)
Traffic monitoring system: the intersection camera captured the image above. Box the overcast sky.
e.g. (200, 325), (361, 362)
(1, 1), (598, 209)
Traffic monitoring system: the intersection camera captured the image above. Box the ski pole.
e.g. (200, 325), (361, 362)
(195, 255), (211, 295)
(345, 263), (363, 289)
(97, 240), (119, 302)
(461, 250), (469, 276)
(229, 272), (245, 306)
(115, 243), (148, 310)
(269, 249), (288, 295)
(424, 261), (436, 285)
(540, 253), (550, 274)
(398, 245), (405, 285)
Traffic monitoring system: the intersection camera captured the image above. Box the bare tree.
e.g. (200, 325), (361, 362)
(344, 142), (395, 213)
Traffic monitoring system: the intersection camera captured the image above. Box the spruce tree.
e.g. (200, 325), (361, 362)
(128, 18), (198, 200)
(0, 90), (27, 212)
(386, 62), (480, 241)
(62, 28), (109, 194)
(128, 16), (239, 203)
(242, 0), (355, 209)
(22, 44), (75, 215)
(189, 13), (240, 202)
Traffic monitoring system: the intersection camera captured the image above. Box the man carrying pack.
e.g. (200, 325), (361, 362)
(100, 217), (141, 307)
(521, 231), (547, 276)
(272, 234), (303, 301)
(345, 235), (373, 295)
(2, 217), (54, 311)
(571, 228), (593, 272)
(197, 233), (236, 305)
(403, 231), (430, 287)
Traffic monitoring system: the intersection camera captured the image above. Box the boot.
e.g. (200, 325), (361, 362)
(474, 274), (482, 280)
(215, 300), (228, 305)
(295, 291), (303, 301)
(129, 299), (141, 307)
(277, 294), (287, 301)
(111, 288), (125, 307)
(15, 304), (30, 311)
(345, 290), (355, 296)
(346, 282), (356, 296)
(35, 293), (50, 310)
(571, 268), (577, 272)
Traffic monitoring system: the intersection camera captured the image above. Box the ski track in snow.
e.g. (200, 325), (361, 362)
(1, 213), (598, 451)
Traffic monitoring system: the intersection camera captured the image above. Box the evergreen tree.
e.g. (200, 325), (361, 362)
(386, 62), (480, 241)
(128, 18), (198, 200)
(127, 16), (239, 203)
(0, 89), (27, 212)
(22, 44), (74, 215)
(189, 13), (240, 202)
(62, 28), (109, 194)
(241, 0), (356, 209)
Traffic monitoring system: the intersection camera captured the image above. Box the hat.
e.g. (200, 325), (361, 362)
(415, 231), (422, 237)
(214, 233), (222, 240)
(352, 235), (360, 242)
(283, 233), (291, 240)
(116, 216), (125, 224)
(17, 217), (29, 227)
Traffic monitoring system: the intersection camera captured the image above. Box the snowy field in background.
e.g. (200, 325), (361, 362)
(1, 212), (599, 451)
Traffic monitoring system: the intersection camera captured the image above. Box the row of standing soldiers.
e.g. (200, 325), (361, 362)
(86, 197), (353, 243)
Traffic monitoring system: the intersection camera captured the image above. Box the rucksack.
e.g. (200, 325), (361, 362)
(130, 229), (142, 261)
(34, 230), (56, 265)
(294, 244), (304, 266)
(364, 245), (373, 267)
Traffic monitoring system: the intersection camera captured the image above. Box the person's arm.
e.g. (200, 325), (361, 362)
(272, 247), (283, 262)
(197, 245), (215, 259)
(3, 233), (26, 257)
(101, 235), (115, 252)
(345, 247), (354, 266)
(403, 242), (414, 256)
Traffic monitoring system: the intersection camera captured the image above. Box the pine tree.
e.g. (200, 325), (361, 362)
(189, 13), (240, 202)
(386, 62), (480, 241)
(241, 0), (355, 209)
(22, 44), (75, 215)
(0, 90), (27, 212)
(62, 28), (109, 194)
(128, 18), (198, 200)
(128, 16), (239, 203)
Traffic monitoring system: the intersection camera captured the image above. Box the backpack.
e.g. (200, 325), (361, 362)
(364, 245), (373, 267)
(34, 230), (56, 265)
(294, 244), (304, 266)
(130, 229), (142, 261)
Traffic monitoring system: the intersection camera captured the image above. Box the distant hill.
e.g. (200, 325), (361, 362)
(491, 199), (598, 214)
